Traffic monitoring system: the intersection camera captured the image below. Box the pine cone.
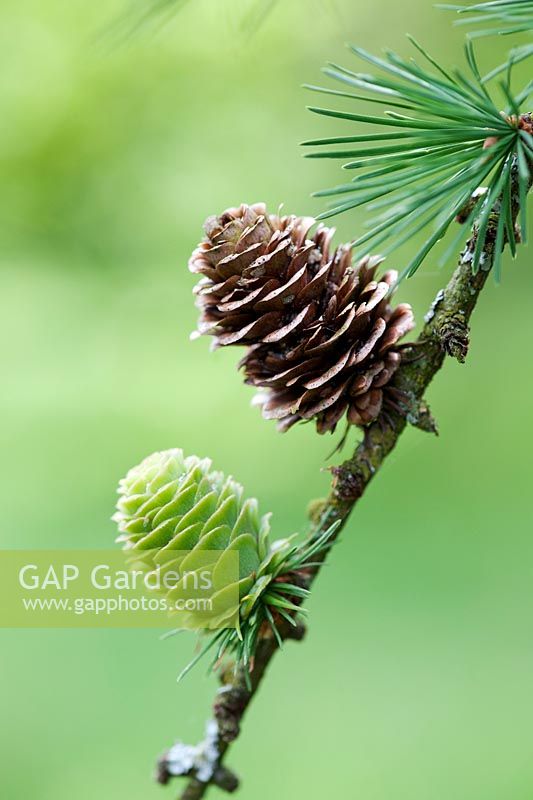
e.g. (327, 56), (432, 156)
(114, 449), (269, 557)
(113, 449), (291, 631)
(189, 203), (415, 433)
(113, 449), (338, 671)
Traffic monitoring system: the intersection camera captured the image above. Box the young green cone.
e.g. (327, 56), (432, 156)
(113, 449), (330, 674)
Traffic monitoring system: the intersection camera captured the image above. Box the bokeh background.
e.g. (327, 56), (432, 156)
(1, 1), (533, 798)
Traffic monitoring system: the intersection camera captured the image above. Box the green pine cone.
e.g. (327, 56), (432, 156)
(114, 448), (269, 564)
(113, 448), (334, 675)
(114, 450), (287, 629)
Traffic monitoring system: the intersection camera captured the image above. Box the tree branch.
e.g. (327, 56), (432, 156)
(165, 164), (530, 800)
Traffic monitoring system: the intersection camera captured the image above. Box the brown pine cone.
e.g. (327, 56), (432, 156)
(189, 203), (415, 434)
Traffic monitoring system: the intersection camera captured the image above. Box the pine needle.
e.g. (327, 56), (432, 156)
(440, 1), (533, 38)
(306, 38), (531, 277)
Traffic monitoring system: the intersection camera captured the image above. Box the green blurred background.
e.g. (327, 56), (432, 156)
(1, 1), (532, 797)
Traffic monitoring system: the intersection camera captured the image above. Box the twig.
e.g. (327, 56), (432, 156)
(167, 163), (530, 800)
